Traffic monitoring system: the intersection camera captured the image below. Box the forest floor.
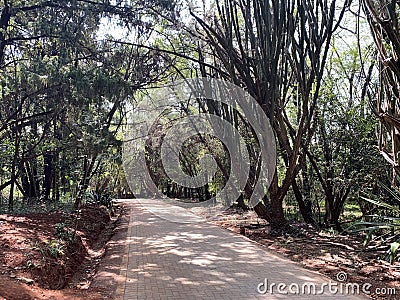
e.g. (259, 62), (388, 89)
(0, 203), (129, 300)
(195, 206), (400, 300)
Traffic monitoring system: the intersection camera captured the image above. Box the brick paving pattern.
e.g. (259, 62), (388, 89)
(119, 199), (366, 299)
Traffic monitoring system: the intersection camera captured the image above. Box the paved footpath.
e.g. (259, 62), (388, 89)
(116, 199), (366, 300)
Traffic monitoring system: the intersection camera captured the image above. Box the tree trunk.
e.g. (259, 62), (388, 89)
(253, 201), (271, 222)
(9, 133), (20, 211)
(0, 2), (11, 65)
(43, 152), (53, 201)
(236, 194), (248, 210)
(292, 180), (316, 225)
(251, 168), (287, 231)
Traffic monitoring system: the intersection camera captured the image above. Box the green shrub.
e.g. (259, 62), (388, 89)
(345, 182), (400, 264)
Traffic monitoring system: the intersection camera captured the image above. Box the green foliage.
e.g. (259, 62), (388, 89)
(85, 189), (114, 209)
(34, 240), (65, 258)
(0, 199), (74, 214)
(301, 34), (386, 228)
(345, 182), (400, 264)
(33, 220), (80, 259)
(0, 0), (175, 210)
(389, 242), (400, 264)
(55, 222), (76, 243)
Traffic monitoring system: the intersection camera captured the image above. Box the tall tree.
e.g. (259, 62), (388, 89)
(362, 0), (400, 184)
(178, 0), (349, 229)
(0, 0), (176, 210)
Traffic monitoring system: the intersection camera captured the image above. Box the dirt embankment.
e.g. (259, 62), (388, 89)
(0, 204), (127, 300)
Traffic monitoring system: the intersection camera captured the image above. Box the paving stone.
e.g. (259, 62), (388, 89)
(117, 199), (367, 300)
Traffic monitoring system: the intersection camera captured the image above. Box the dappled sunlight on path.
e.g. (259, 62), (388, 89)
(118, 199), (366, 300)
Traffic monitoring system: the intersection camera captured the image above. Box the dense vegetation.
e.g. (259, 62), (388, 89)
(0, 0), (399, 262)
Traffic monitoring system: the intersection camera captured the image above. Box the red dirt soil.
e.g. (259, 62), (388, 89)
(0, 205), (121, 300)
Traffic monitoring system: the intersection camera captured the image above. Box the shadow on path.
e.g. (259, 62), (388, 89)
(119, 199), (366, 300)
